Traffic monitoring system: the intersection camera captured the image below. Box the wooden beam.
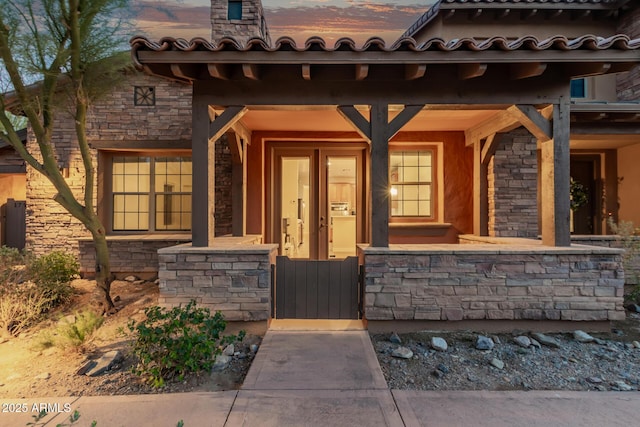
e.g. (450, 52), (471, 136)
(302, 64), (311, 80)
(510, 63), (547, 80)
(231, 135), (247, 237)
(473, 140), (488, 236)
(564, 63), (611, 78)
(226, 130), (243, 164)
(89, 139), (192, 150)
(0, 165), (26, 173)
(170, 64), (197, 81)
(370, 103), (389, 247)
(355, 64), (369, 80)
(465, 110), (521, 146)
(548, 9), (564, 19)
(459, 63), (487, 80)
(443, 10), (455, 20)
(469, 9), (483, 20)
(192, 96), (215, 247)
(207, 64), (230, 80)
(521, 9), (538, 20)
(405, 64), (426, 80)
(507, 105), (552, 142)
(496, 9), (510, 19)
(209, 106), (248, 143)
(540, 100), (571, 247)
(242, 64), (259, 80)
(388, 105), (424, 139)
(337, 105), (371, 141)
(480, 133), (497, 166)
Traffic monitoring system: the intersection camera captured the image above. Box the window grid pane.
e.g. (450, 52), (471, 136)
(390, 150), (433, 218)
(111, 156), (192, 232)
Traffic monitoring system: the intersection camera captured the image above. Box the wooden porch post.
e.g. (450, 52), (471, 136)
(370, 103), (389, 247)
(473, 140), (489, 236)
(191, 94), (215, 247)
(540, 99), (571, 246)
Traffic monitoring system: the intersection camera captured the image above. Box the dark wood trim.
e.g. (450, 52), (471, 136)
(192, 95), (215, 247)
(337, 106), (371, 141)
(509, 105), (553, 141)
(370, 103), (389, 247)
(541, 99), (571, 246)
(90, 140), (192, 150)
(0, 165), (26, 173)
(209, 106), (248, 142)
(232, 135), (246, 237)
(388, 105), (424, 140)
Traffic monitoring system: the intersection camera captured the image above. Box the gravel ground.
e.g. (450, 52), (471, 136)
(370, 312), (640, 392)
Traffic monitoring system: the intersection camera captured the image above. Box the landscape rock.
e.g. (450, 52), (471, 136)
(514, 336), (531, 348)
(431, 337), (448, 352)
(212, 354), (231, 371)
(123, 276), (138, 282)
(391, 346), (413, 359)
(35, 372), (50, 380)
(612, 381), (633, 391)
(476, 335), (494, 351)
(632, 341), (640, 349)
(586, 377), (603, 384)
(530, 338), (541, 349)
(222, 344), (235, 356)
(250, 344), (259, 353)
(389, 332), (402, 344)
(490, 358), (504, 370)
(625, 304), (640, 313)
(79, 350), (123, 377)
(573, 330), (595, 343)
(532, 333), (562, 349)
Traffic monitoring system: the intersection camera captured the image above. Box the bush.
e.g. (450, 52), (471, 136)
(128, 300), (244, 388)
(56, 310), (104, 350)
(0, 250), (79, 336)
(27, 251), (78, 309)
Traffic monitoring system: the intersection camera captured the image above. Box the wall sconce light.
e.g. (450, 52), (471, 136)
(390, 186), (398, 196)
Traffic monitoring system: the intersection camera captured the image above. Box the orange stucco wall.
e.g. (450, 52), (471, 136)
(618, 143), (640, 226)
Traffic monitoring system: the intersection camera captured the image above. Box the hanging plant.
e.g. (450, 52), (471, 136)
(570, 177), (589, 211)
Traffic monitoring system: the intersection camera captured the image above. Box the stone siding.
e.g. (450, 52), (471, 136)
(25, 71), (233, 266)
(78, 237), (191, 278)
(361, 245), (625, 322)
(572, 235), (640, 285)
(211, 0), (270, 44)
(158, 243), (277, 321)
(487, 130), (538, 238)
(616, 5), (639, 101)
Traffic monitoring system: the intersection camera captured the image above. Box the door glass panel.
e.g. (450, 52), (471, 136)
(281, 157), (310, 258)
(327, 156), (357, 258)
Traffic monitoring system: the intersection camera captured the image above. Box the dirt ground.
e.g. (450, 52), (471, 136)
(0, 279), (265, 398)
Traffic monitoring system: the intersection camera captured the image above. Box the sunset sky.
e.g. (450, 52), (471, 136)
(132, 0), (437, 44)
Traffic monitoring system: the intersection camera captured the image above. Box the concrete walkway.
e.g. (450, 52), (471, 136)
(2, 330), (640, 426)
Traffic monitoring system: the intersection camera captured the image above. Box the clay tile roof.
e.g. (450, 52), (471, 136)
(130, 34), (640, 59)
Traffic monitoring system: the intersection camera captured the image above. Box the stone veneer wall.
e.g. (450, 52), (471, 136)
(616, 5), (639, 101)
(25, 71), (234, 269)
(361, 245), (625, 322)
(571, 236), (640, 285)
(210, 0), (270, 44)
(487, 129), (538, 238)
(78, 237), (191, 278)
(158, 243), (277, 321)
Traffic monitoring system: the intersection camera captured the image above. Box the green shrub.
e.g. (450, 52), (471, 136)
(56, 310), (104, 350)
(27, 251), (79, 309)
(128, 300), (244, 388)
(0, 250), (79, 337)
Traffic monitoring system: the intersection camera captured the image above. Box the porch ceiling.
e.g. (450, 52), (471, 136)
(240, 108), (499, 133)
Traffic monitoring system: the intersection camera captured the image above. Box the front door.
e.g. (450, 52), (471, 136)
(269, 143), (366, 319)
(270, 144), (365, 260)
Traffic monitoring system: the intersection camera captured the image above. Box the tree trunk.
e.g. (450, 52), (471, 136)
(90, 226), (115, 313)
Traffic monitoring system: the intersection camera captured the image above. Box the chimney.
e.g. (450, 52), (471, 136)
(210, 0), (271, 45)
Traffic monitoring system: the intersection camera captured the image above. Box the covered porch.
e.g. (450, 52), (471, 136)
(131, 35), (638, 322)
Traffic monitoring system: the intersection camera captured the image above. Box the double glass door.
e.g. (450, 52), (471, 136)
(273, 146), (364, 260)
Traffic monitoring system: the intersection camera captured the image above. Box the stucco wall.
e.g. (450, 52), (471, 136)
(618, 143), (640, 226)
(487, 130), (538, 238)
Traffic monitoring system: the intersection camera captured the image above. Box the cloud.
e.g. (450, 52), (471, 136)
(132, 1), (430, 44)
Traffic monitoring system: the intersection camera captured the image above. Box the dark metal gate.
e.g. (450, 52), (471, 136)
(274, 256), (361, 319)
(4, 199), (25, 250)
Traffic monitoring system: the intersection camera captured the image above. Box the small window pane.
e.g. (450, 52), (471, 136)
(389, 150), (434, 218)
(228, 0), (242, 20)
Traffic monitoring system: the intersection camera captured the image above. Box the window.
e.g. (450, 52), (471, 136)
(390, 150), (433, 218)
(111, 155), (192, 232)
(228, 0), (242, 20)
(570, 78), (586, 99)
(134, 86), (155, 106)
